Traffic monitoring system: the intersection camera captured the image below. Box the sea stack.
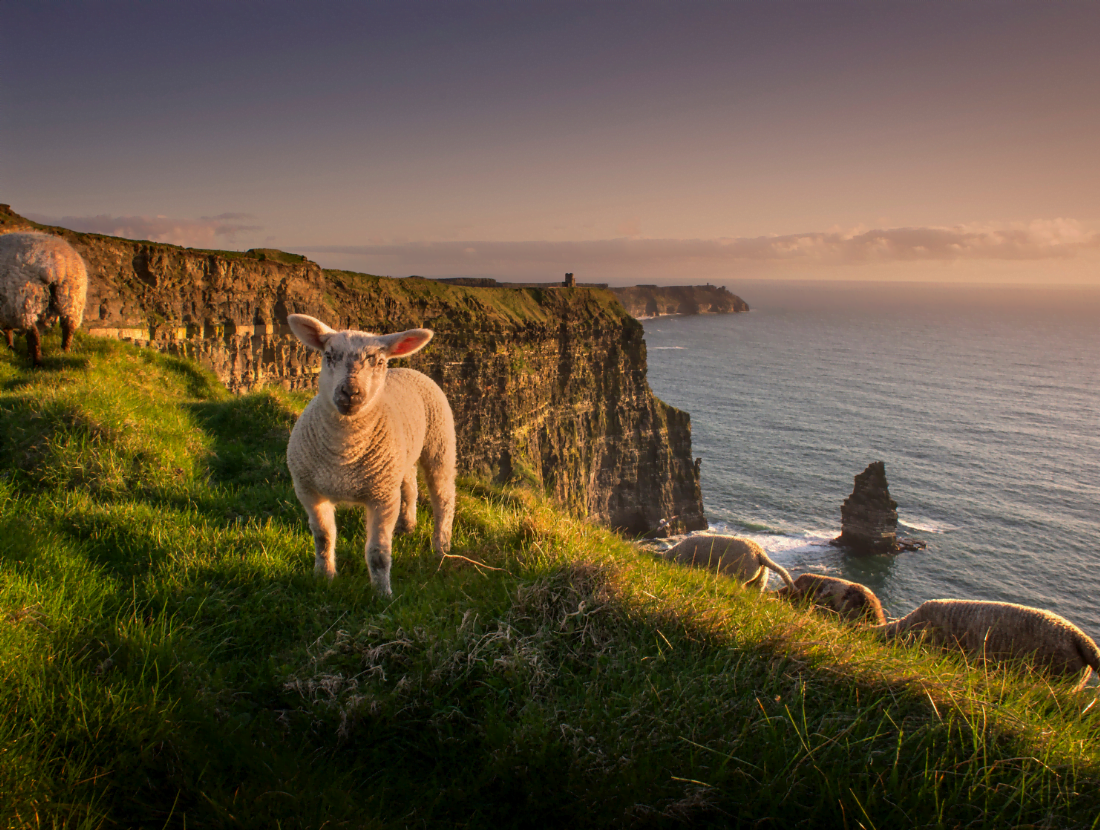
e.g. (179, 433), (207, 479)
(837, 461), (898, 554)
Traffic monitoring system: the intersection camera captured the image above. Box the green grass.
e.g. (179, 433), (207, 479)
(322, 269), (633, 333)
(2, 333), (1100, 828)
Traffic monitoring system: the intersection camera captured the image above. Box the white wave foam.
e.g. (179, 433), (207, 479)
(703, 522), (837, 563)
(898, 515), (956, 533)
(650, 346), (687, 350)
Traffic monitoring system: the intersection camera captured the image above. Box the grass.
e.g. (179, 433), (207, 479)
(322, 269), (633, 333)
(2, 333), (1100, 828)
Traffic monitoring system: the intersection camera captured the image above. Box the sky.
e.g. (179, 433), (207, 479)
(3, 1), (1099, 285)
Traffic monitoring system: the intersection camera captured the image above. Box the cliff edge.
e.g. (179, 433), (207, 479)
(0, 205), (705, 534)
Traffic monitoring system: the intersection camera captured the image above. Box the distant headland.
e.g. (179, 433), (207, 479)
(608, 284), (749, 318)
(430, 277), (750, 320)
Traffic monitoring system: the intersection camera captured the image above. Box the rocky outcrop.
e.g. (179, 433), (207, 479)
(836, 461), (899, 554)
(0, 205), (705, 535)
(609, 285), (749, 319)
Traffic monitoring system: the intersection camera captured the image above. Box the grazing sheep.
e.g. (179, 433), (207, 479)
(872, 599), (1100, 690)
(777, 573), (887, 625)
(659, 535), (795, 592)
(285, 314), (456, 596)
(0, 232), (88, 365)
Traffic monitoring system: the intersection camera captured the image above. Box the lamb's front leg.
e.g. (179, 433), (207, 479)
(365, 495), (401, 596)
(298, 493), (337, 579)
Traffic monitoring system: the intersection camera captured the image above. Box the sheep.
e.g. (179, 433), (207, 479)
(285, 314), (456, 596)
(658, 534), (795, 592)
(872, 599), (1100, 690)
(776, 573), (887, 625)
(0, 232), (88, 365)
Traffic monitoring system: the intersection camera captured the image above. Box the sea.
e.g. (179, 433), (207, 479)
(640, 280), (1100, 637)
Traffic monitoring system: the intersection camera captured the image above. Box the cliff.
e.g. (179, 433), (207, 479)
(0, 205), (705, 534)
(610, 284), (749, 318)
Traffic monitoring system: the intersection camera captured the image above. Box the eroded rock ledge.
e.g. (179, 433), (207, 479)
(0, 206), (705, 535)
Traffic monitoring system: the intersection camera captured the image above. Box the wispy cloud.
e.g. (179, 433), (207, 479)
(299, 220), (1100, 281)
(27, 212), (263, 248)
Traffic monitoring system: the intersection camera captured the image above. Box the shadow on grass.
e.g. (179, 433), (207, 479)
(186, 390), (303, 482)
(1, 343), (91, 386)
(148, 350), (228, 400)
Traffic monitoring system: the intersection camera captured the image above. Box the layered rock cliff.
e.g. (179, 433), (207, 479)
(610, 284), (749, 318)
(0, 205), (706, 534)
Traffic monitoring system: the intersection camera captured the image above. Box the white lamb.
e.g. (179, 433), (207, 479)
(872, 599), (1100, 690)
(285, 314), (456, 596)
(0, 232), (88, 365)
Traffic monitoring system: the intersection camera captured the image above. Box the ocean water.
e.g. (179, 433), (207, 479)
(641, 280), (1100, 637)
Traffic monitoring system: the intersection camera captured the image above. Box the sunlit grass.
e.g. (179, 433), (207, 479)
(1, 332), (1098, 828)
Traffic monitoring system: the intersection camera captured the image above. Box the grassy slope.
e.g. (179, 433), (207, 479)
(1, 335), (1099, 829)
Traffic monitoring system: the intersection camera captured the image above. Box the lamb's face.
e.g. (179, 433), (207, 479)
(319, 333), (389, 417)
(286, 315), (436, 419)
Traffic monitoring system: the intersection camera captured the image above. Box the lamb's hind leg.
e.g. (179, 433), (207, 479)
(394, 467), (418, 535)
(365, 496), (401, 596)
(421, 462), (455, 555)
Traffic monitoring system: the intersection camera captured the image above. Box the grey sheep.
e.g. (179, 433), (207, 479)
(286, 314), (456, 596)
(0, 232), (88, 365)
(659, 534), (795, 591)
(872, 599), (1100, 690)
(777, 573), (887, 625)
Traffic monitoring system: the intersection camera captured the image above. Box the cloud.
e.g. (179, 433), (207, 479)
(298, 219), (1100, 281)
(759, 219), (1100, 264)
(26, 211), (263, 248)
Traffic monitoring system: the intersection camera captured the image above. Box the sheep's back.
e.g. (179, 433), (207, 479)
(0, 234), (88, 329)
(664, 535), (765, 580)
(789, 574), (886, 624)
(899, 600), (1099, 674)
(384, 368), (454, 466)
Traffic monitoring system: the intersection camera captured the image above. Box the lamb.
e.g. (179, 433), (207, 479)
(777, 573), (887, 625)
(872, 599), (1100, 690)
(285, 314), (456, 596)
(0, 232), (88, 365)
(658, 534), (795, 592)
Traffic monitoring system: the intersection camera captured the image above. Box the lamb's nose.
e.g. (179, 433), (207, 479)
(335, 380), (364, 413)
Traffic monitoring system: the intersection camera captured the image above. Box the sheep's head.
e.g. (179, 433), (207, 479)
(287, 315), (434, 417)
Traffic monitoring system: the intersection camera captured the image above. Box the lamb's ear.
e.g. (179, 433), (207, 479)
(288, 314), (336, 352)
(381, 328), (433, 359)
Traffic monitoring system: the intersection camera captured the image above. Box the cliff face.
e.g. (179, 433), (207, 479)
(0, 206), (705, 534)
(610, 285), (749, 318)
